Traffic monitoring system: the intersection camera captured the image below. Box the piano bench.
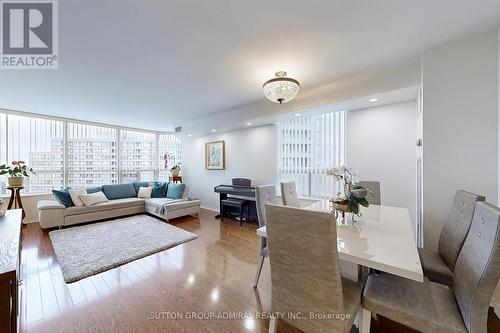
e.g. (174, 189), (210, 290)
(221, 198), (250, 226)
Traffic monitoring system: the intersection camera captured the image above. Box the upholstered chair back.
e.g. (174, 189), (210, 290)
(266, 204), (344, 332)
(453, 201), (500, 333)
(256, 185), (280, 250)
(280, 181), (300, 207)
(256, 185), (280, 228)
(439, 190), (485, 270)
(358, 181), (381, 205)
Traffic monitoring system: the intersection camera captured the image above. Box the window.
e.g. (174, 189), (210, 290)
(119, 130), (156, 182)
(6, 115), (64, 193)
(0, 111), (181, 193)
(67, 123), (118, 187)
(158, 133), (182, 181)
(277, 111), (346, 198)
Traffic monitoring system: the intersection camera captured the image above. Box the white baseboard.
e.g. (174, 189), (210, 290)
(22, 218), (39, 224)
(200, 205), (219, 213)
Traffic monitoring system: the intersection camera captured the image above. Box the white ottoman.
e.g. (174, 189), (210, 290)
(145, 198), (201, 221)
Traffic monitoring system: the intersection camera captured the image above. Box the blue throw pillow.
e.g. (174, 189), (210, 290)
(166, 183), (185, 199)
(52, 189), (74, 207)
(86, 186), (102, 194)
(102, 183), (137, 200)
(152, 182), (167, 198)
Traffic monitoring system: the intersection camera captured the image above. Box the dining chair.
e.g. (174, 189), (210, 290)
(265, 204), (364, 333)
(280, 181), (300, 207)
(418, 190), (485, 286)
(361, 201), (500, 333)
(254, 184), (280, 287)
(358, 181), (381, 205)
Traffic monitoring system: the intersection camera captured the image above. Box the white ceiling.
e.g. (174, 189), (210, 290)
(1, 0), (499, 131)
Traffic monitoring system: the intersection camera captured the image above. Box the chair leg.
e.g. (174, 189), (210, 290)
(240, 207), (243, 226)
(254, 255), (266, 287)
(268, 317), (277, 333)
(359, 308), (371, 333)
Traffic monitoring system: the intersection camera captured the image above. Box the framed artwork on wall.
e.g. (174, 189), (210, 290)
(205, 140), (225, 170)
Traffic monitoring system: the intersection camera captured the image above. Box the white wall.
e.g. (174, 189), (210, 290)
(182, 125), (277, 211)
(422, 29), (499, 251)
(1, 193), (52, 224)
(347, 101), (417, 225)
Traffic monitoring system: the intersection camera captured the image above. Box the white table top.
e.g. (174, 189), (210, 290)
(256, 199), (423, 282)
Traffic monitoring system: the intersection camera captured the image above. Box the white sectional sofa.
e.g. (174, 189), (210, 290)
(37, 182), (201, 229)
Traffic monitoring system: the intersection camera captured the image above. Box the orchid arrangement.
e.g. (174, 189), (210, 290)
(170, 163), (181, 172)
(326, 165), (371, 215)
(0, 160), (36, 177)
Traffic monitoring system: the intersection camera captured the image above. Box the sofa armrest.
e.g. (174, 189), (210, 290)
(37, 200), (65, 210)
(38, 200), (65, 229)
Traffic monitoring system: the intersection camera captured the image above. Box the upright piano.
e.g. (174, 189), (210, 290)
(214, 180), (257, 222)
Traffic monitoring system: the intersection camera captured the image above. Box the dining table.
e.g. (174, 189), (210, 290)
(256, 199), (424, 283)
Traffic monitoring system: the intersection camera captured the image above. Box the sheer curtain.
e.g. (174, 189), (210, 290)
(67, 123), (118, 187)
(276, 111), (346, 198)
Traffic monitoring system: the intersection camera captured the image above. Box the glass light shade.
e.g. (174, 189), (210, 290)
(262, 72), (300, 104)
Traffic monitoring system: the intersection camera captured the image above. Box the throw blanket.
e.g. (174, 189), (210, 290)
(155, 199), (186, 216)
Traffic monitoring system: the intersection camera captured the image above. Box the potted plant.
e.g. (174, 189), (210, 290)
(0, 161), (36, 187)
(170, 163), (181, 177)
(327, 166), (372, 221)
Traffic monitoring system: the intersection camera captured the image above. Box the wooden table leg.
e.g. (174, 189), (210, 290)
(15, 189), (25, 219)
(7, 188), (15, 209)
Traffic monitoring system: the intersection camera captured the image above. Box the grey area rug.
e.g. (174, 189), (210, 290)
(49, 215), (198, 283)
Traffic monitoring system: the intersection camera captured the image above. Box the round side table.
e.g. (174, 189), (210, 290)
(7, 186), (25, 219)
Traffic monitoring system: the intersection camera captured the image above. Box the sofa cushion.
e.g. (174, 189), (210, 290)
(80, 191), (109, 206)
(38, 200), (65, 210)
(86, 186), (102, 194)
(137, 186), (153, 198)
(68, 188), (87, 207)
(102, 183), (137, 200)
(52, 189), (74, 207)
(166, 183), (185, 199)
(64, 198), (145, 216)
(145, 198), (200, 212)
(152, 182), (167, 198)
(133, 181), (150, 193)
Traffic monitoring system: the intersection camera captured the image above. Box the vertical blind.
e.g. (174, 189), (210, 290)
(277, 111), (346, 198)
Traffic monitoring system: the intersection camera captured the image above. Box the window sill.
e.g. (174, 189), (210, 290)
(0, 191), (53, 199)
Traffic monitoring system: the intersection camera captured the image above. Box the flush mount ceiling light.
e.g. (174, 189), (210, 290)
(262, 71), (300, 104)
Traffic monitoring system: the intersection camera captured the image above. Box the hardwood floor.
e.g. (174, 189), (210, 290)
(19, 209), (499, 333)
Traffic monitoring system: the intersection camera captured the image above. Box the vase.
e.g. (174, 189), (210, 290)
(8, 176), (24, 187)
(331, 202), (351, 213)
(171, 169), (180, 177)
